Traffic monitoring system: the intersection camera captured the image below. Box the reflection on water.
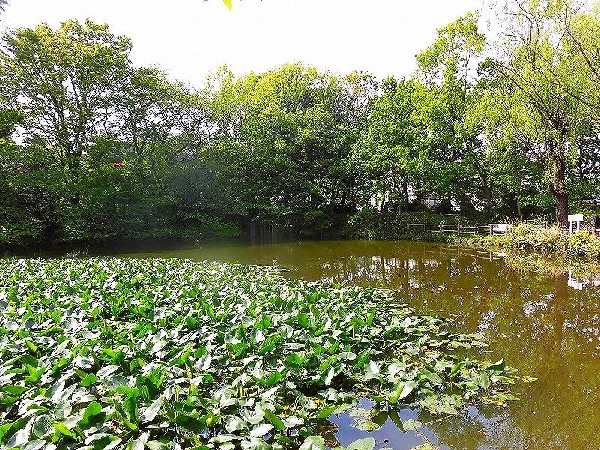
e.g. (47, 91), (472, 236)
(568, 270), (600, 290)
(114, 240), (600, 450)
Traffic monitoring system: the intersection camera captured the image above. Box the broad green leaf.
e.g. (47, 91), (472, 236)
(139, 397), (162, 423)
(53, 422), (77, 439)
(390, 381), (418, 403)
(317, 404), (337, 419)
(263, 409), (285, 431)
(347, 437), (376, 450)
(299, 436), (326, 450)
(82, 401), (103, 423)
(79, 373), (99, 387)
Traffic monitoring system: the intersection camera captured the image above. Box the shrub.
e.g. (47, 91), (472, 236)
(568, 231), (600, 259)
(501, 224), (569, 254)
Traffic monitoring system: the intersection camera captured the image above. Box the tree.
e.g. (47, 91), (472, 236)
(0, 19), (132, 205)
(414, 13), (493, 216)
(488, 0), (597, 227)
(352, 77), (427, 211)
(200, 64), (373, 234)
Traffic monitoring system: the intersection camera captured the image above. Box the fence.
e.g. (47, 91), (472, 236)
(407, 222), (600, 238)
(406, 223), (511, 236)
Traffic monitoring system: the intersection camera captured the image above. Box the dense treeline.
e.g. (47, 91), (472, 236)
(1, 0), (599, 249)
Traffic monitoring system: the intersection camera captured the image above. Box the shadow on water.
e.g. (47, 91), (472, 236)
(50, 239), (600, 449)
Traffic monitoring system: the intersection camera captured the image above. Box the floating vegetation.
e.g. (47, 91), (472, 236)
(0, 258), (521, 449)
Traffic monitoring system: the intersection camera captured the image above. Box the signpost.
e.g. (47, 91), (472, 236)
(568, 214), (585, 234)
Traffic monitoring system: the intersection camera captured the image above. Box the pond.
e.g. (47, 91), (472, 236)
(94, 239), (600, 449)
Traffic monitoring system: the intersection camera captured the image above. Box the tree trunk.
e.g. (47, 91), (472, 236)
(402, 180), (409, 212)
(549, 149), (569, 229)
(517, 199), (524, 222)
(554, 190), (569, 230)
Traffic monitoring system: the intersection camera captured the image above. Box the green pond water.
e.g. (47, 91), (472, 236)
(96, 239), (600, 449)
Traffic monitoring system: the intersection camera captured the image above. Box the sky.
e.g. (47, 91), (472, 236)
(0, 0), (489, 87)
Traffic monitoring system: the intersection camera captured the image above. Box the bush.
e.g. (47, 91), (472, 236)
(501, 224), (569, 254)
(486, 223), (600, 260)
(568, 231), (600, 259)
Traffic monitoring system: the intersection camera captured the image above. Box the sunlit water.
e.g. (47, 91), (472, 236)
(96, 239), (600, 449)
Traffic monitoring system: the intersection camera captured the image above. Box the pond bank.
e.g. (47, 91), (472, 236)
(456, 223), (600, 278)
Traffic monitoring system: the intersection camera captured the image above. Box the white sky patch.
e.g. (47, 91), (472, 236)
(1, 0), (487, 87)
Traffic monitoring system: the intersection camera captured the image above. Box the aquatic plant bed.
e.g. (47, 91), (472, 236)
(0, 258), (519, 449)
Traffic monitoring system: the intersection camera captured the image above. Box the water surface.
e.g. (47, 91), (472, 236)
(111, 239), (600, 450)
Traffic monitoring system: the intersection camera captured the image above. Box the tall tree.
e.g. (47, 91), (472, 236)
(488, 0), (597, 227)
(352, 77), (426, 211)
(203, 64), (371, 233)
(0, 19), (131, 204)
(415, 13), (492, 216)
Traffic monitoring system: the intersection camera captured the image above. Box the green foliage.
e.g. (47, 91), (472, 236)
(484, 0), (600, 227)
(0, 258), (520, 448)
(346, 208), (468, 242)
(200, 64), (373, 234)
(499, 224), (569, 254)
(477, 223), (600, 260)
(1, 6), (600, 249)
(567, 231), (600, 259)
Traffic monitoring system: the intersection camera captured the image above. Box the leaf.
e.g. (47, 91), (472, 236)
(6, 418), (33, 448)
(53, 422), (77, 439)
(297, 313), (311, 328)
(240, 437), (271, 450)
(175, 414), (204, 432)
(390, 381), (417, 403)
(146, 441), (174, 450)
(24, 365), (45, 384)
(263, 409), (285, 431)
(324, 366), (335, 385)
(249, 423), (273, 437)
(79, 373), (99, 387)
(347, 438), (376, 450)
(139, 396), (162, 423)
(299, 436), (326, 450)
(223, 0), (232, 10)
(102, 436), (123, 450)
(317, 404), (337, 419)
(22, 441), (46, 450)
(449, 361), (465, 378)
(402, 419), (422, 431)
(486, 359), (505, 372)
(82, 401), (103, 421)
(2, 385), (28, 396)
(225, 415), (248, 433)
(364, 360), (380, 379)
(284, 353), (305, 367)
(33, 415), (53, 438)
(125, 432), (149, 450)
(0, 422), (13, 441)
